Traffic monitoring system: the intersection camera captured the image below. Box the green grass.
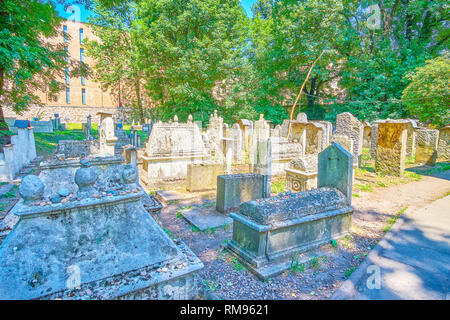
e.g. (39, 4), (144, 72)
(289, 257), (305, 273)
(271, 180), (286, 194)
(0, 191), (15, 199)
(352, 193), (360, 198)
(355, 183), (373, 192)
(344, 267), (356, 278)
(231, 258), (244, 271)
(34, 129), (94, 157)
(381, 207), (408, 232)
(308, 256), (327, 270)
(339, 234), (355, 249)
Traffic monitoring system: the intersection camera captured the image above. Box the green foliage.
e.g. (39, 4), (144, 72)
(0, 0), (88, 118)
(402, 54), (450, 127)
(289, 257), (305, 273)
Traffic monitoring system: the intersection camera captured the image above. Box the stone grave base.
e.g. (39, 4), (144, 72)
(182, 207), (233, 231)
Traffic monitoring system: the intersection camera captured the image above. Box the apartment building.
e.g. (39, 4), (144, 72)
(4, 19), (119, 123)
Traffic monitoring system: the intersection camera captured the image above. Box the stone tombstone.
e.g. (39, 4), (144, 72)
(335, 112), (363, 166)
(296, 112), (308, 122)
(318, 142), (353, 205)
(370, 123), (379, 159)
(123, 145), (138, 166)
(311, 120), (332, 149)
(253, 114), (270, 142)
(437, 126), (450, 160)
(253, 140), (272, 198)
(332, 135), (354, 156)
(0, 165), (203, 300)
(237, 119), (252, 151)
(272, 125), (281, 138)
(216, 173), (265, 213)
(97, 112), (118, 157)
(207, 110), (224, 157)
(141, 117), (210, 185)
(57, 140), (91, 158)
(186, 162), (224, 192)
(405, 119), (418, 157)
(222, 137), (233, 174)
(375, 121), (409, 177)
(415, 128), (439, 166)
(285, 154), (318, 192)
(362, 122), (371, 148)
(231, 123), (243, 163)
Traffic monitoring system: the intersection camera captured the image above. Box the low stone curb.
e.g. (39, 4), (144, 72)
(330, 205), (417, 300)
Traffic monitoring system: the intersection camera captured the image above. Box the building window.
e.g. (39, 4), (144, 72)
(81, 76), (85, 86)
(82, 88), (86, 105)
(64, 46), (69, 62)
(63, 25), (68, 42)
(66, 87), (70, 104)
(65, 68), (70, 85)
(80, 48), (84, 62)
(79, 28), (84, 44)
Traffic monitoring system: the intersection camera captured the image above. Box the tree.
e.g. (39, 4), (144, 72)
(402, 54), (450, 127)
(135, 0), (249, 125)
(336, 0), (448, 122)
(86, 0), (151, 123)
(246, 0), (348, 124)
(0, 0), (88, 137)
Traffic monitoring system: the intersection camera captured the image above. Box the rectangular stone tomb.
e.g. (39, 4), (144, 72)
(57, 140), (92, 158)
(0, 164), (203, 300)
(216, 173), (264, 213)
(227, 188), (353, 279)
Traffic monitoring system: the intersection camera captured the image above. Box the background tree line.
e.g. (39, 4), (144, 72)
(0, 0), (448, 132)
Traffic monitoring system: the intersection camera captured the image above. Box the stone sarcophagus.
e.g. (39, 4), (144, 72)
(0, 161), (203, 300)
(140, 115), (211, 187)
(228, 143), (353, 279)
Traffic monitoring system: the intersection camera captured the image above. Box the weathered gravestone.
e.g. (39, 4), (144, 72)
(227, 142), (353, 279)
(231, 123), (243, 163)
(375, 121), (409, 176)
(97, 112), (118, 157)
(437, 126), (450, 160)
(216, 174), (265, 213)
(415, 128), (439, 166)
(57, 140), (91, 158)
(0, 163), (203, 300)
(335, 112), (363, 166)
(141, 116), (210, 186)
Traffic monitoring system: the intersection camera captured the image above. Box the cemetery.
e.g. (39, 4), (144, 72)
(0, 108), (448, 301)
(1, 0), (449, 303)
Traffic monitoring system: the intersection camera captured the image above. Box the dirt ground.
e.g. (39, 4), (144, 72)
(160, 168), (450, 300)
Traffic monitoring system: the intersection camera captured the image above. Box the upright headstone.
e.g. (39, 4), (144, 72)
(335, 112), (363, 166)
(231, 123), (243, 163)
(415, 128), (439, 166)
(207, 110), (224, 158)
(375, 121), (409, 176)
(362, 122), (371, 148)
(253, 140), (272, 198)
(332, 135), (354, 156)
(222, 138), (233, 174)
(405, 119), (418, 157)
(370, 123), (379, 159)
(97, 112), (118, 157)
(318, 142), (353, 205)
(437, 126), (450, 161)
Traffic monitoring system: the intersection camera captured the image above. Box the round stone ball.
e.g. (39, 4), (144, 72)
(19, 175), (44, 204)
(74, 166), (97, 191)
(122, 165), (137, 184)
